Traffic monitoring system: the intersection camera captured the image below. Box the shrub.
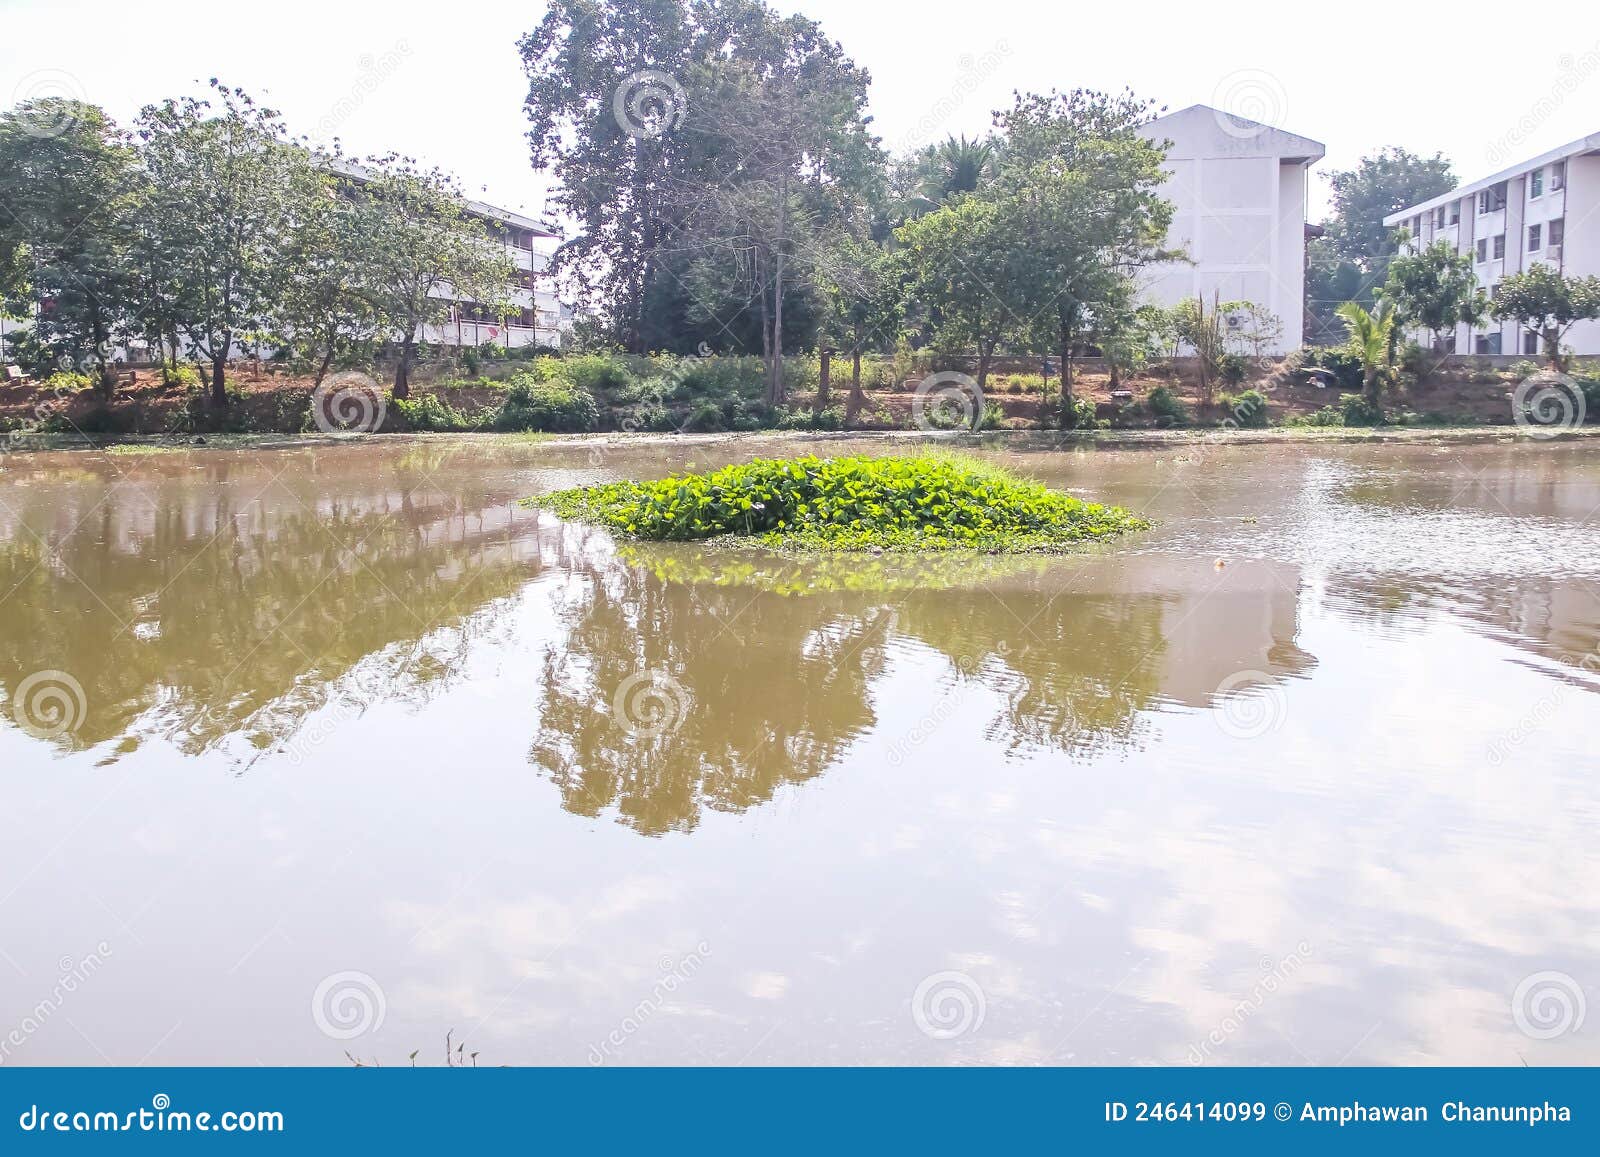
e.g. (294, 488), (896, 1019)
(163, 364), (202, 390)
(681, 401), (726, 433)
(1218, 352), (1249, 387)
(1145, 385), (1190, 426)
(536, 453), (1150, 552)
(1340, 392), (1385, 426)
(1058, 395), (1098, 430)
(1284, 405), (1345, 428)
(1220, 389), (1270, 428)
(461, 348), (482, 376)
(40, 371), (93, 395)
(490, 375), (599, 432)
(395, 392), (474, 431)
(479, 342), (507, 362)
(1301, 348), (1364, 392)
(556, 353), (636, 395)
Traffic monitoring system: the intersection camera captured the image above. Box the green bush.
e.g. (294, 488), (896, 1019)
(394, 392), (474, 431)
(1145, 385), (1191, 426)
(163, 364), (202, 390)
(1218, 353), (1249, 387)
(1220, 389), (1270, 428)
(553, 353), (636, 395)
(461, 348), (482, 376)
(1340, 393), (1385, 426)
(1056, 395), (1098, 430)
(1302, 348), (1365, 392)
(537, 453), (1150, 552)
(40, 371), (93, 395)
(681, 401), (726, 433)
(490, 375), (599, 432)
(1283, 405), (1345, 428)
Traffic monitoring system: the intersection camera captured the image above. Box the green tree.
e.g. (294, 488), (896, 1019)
(132, 82), (321, 405)
(0, 100), (139, 395)
(814, 233), (904, 420)
(274, 163), (378, 386)
(991, 88), (1174, 407)
(1307, 148), (1455, 342)
(1336, 299), (1396, 407)
(355, 157), (515, 398)
(1491, 265), (1600, 368)
(1381, 239), (1487, 351)
(897, 195), (1021, 392)
(519, 0), (693, 354)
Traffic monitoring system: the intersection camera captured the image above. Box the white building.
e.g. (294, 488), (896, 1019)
(1384, 132), (1600, 355)
(329, 161), (565, 351)
(1137, 104), (1325, 353)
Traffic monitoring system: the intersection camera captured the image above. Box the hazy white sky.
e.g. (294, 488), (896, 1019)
(5, 0), (1597, 224)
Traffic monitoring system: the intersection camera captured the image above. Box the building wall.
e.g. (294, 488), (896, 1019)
(1137, 107), (1322, 355)
(1392, 149), (1600, 356)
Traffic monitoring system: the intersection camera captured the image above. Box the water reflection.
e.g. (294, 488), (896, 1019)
(3, 437), (1599, 1066)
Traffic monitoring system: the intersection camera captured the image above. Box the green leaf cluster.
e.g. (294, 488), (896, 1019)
(535, 454), (1148, 553)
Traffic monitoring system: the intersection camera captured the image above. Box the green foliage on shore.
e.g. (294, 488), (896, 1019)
(535, 454), (1148, 552)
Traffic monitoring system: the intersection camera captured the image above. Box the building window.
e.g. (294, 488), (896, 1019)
(1449, 202), (1461, 225)
(1528, 223), (1542, 251)
(1549, 218), (1564, 246)
(1523, 331), (1540, 355)
(1478, 183), (1507, 214)
(1476, 238), (1488, 263)
(1551, 161), (1565, 190)
(1475, 333), (1502, 354)
(1530, 167), (1544, 198)
(1490, 283), (1500, 300)
(1434, 206), (1446, 228)
(1493, 233), (1506, 259)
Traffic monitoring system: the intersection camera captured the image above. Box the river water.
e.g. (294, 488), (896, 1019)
(1, 434), (1596, 1065)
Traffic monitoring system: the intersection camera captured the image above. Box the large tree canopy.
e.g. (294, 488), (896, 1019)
(1307, 147), (1456, 344)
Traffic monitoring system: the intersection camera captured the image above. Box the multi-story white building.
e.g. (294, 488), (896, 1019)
(1137, 104), (1325, 353)
(1384, 132), (1600, 355)
(329, 161), (565, 351)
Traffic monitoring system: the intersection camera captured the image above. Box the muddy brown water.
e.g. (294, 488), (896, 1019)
(1, 434), (1596, 1065)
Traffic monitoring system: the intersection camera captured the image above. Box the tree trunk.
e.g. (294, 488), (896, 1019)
(816, 347), (830, 414)
(973, 341), (997, 432)
(315, 343), (336, 389)
(393, 333), (415, 400)
(91, 315), (115, 401)
(847, 349), (865, 425)
(1059, 324), (1074, 408)
(210, 346), (228, 407)
(1364, 368), (1380, 408)
(769, 172), (788, 407)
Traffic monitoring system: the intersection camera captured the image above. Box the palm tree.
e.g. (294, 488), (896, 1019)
(1336, 299), (1396, 409)
(929, 135), (995, 200)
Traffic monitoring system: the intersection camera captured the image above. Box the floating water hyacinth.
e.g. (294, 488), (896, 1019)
(532, 454), (1149, 553)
